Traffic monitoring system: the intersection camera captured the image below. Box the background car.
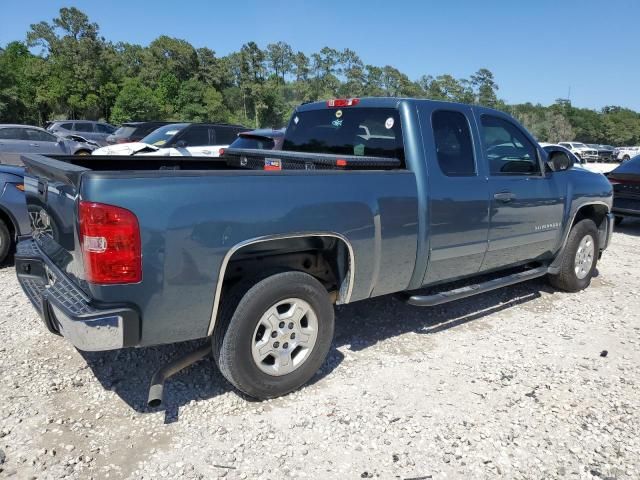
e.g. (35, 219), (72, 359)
(225, 128), (285, 153)
(612, 146), (640, 162)
(558, 142), (599, 162)
(105, 121), (172, 145)
(607, 154), (640, 225)
(0, 164), (29, 264)
(0, 124), (97, 165)
(93, 122), (247, 157)
(540, 143), (585, 167)
(586, 143), (614, 162)
(46, 120), (116, 146)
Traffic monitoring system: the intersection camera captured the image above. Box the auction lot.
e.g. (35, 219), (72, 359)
(0, 219), (638, 479)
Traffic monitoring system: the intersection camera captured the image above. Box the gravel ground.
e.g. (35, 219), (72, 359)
(1, 220), (639, 480)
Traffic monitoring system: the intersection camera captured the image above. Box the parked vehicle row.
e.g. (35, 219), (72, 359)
(15, 96), (615, 405)
(46, 120), (116, 147)
(92, 122), (247, 157)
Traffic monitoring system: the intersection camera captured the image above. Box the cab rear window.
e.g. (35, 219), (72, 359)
(283, 107), (404, 161)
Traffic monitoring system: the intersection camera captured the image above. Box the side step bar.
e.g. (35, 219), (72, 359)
(403, 267), (549, 307)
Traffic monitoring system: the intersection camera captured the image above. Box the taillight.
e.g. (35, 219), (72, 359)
(219, 148), (225, 156)
(326, 98), (360, 107)
(79, 201), (142, 284)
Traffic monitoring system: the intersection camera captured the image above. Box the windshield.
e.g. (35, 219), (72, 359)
(283, 107), (404, 160)
(141, 123), (189, 146)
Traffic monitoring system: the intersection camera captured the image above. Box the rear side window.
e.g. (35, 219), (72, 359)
(0, 128), (26, 140)
(481, 115), (540, 175)
(283, 107), (404, 161)
(74, 123), (94, 133)
(177, 126), (210, 147)
(215, 127), (240, 144)
(59, 122), (73, 130)
(113, 126), (136, 137)
(24, 129), (57, 142)
(432, 110), (476, 176)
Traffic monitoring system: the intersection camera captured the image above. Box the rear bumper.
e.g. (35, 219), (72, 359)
(15, 238), (140, 351)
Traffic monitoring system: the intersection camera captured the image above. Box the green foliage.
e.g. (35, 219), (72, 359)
(1, 7), (639, 145)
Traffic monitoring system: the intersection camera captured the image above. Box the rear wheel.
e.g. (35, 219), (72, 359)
(0, 220), (11, 264)
(549, 219), (599, 292)
(213, 271), (334, 400)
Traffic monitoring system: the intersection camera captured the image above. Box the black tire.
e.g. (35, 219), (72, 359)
(213, 271), (334, 400)
(549, 219), (599, 292)
(75, 150), (91, 156)
(623, 155), (630, 162)
(0, 220), (11, 264)
(615, 216), (624, 226)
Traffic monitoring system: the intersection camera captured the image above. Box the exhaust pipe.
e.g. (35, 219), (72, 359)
(147, 344), (212, 408)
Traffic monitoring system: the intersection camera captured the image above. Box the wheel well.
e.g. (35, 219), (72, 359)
(573, 204), (608, 229)
(222, 236), (352, 304)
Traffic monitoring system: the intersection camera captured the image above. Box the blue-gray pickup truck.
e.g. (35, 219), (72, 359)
(15, 97), (614, 405)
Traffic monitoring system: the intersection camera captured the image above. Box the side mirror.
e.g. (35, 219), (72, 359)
(175, 140), (187, 148)
(547, 151), (573, 172)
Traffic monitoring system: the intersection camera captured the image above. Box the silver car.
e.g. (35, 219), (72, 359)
(47, 120), (116, 146)
(0, 124), (97, 165)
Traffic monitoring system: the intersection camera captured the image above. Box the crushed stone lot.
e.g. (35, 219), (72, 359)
(1, 221), (639, 480)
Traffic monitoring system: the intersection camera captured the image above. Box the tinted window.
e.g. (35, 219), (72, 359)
(0, 128), (27, 140)
(175, 125), (210, 147)
(481, 115), (540, 175)
(215, 126), (241, 144)
(113, 126), (137, 138)
(59, 122), (73, 130)
(74, 122), (94, 133)
(95, 123), (115, 133)
(141, 124), (188, 146)
(283, 107), (404, 161)
(229, 136), (275, 150)
(24, 129), (57, 142)
(432, 110), (475, 176)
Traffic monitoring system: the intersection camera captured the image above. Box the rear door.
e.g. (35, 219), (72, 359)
(0, 127), (38, 164)
(479, 114), (563, 271)
(418, 104), (491, 285)
(174, 125), (216, 156)
(24, 128), (66, 155)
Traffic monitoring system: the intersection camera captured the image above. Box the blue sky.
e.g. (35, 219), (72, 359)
(2, 0), (639, 110)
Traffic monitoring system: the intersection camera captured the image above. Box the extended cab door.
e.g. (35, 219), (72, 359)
(478, 114), (564, 271)
(418, 105), (491, 285)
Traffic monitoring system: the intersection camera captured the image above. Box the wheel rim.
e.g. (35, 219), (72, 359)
(251, 298), (318, 377)
(574, 234), (595, 280)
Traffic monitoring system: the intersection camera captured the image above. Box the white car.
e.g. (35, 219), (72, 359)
(539, 142), (586, 169)
(558, 142), (599, 162)
(92, 123), (246, 157)
(612, 146), (640, 162)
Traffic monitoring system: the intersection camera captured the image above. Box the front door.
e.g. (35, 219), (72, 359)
(478, 114), (564, 271)
(419, 106), (491, 285)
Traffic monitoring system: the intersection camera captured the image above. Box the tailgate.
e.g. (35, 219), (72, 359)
(21, 154), (89, 284)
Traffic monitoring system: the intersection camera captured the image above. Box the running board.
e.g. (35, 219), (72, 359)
(403, 267), (549, 307)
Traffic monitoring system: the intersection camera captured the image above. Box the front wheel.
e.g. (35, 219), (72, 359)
(213, 271), (335, 400)
(0, 220), (11, 264)
(549, 219), (599, 292)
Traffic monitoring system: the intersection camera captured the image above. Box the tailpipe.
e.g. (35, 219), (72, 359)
(147, 344), (212, 408)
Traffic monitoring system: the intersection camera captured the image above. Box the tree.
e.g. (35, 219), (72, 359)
(266, 42), (294, 82)
(471, 68), (498, 107)
(110, 78), (161, 123)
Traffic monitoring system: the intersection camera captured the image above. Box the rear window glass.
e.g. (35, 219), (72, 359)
(74, 123), (93, 133)
(230, 136), (275, 150)
(283, 107), (404, 160)
(113, 126), (137, 137)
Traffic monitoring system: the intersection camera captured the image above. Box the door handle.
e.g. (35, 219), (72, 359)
(29, 143), (40, 147)
(494, 191), (515, 202)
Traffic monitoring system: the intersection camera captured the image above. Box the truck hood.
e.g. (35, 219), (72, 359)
(92, 142), (159, 156)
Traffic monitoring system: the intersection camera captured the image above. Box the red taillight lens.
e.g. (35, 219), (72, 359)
(326, 98), (360, 107)
(219, 148), (225, 156)
(79, 201), (142, 284)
